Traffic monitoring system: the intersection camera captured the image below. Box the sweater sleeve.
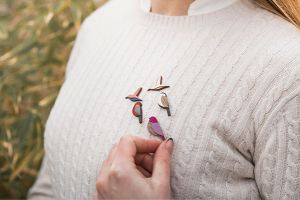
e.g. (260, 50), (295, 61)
(27, 155), (53, 200)
(27, 19), (89, 199)
(253, 79), (300, 199)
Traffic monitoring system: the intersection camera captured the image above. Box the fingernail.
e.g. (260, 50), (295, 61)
(166, 137), (174, 153)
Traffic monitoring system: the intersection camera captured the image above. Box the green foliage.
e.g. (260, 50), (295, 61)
(0, 0), (101, 198)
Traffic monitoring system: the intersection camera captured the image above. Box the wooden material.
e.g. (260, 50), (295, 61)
(147, 76), (170, 91)
(147, 116), (165, 140)
(126, 87), (143, 102)
(158, 92), (171, 116)
(132, 102), (143, 123)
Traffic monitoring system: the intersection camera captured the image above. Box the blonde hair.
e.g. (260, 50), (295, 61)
(254, 0), (300, 28)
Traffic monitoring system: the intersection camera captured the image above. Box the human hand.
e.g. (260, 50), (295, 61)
(95, 135), (174, 199)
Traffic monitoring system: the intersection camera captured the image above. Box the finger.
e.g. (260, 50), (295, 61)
(152, 138), (174, 186)
(117, 135), (162, 159)
(135, 153), (154, 173)
(98, 158), (109, 178)
(136, 165), (152, 178)
(93, 192), (99, 200)
(107, 143), (118, 163)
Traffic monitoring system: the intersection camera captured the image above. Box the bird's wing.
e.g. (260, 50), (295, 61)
(147, 123), (156, 136)
(134, 107), (141, 116)
(161, 95), (169, 107)
(152, 123), (164, 137)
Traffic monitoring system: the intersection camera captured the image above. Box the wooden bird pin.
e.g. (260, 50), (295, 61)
(126, 87), (143, 102)
(147, 76), (170, 91)
(158, 92), (171, 116)
(147, 116), (165, 140)
(132, 102), (143, 123)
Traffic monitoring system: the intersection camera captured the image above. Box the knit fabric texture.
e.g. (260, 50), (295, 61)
(28, 0), (300, 199)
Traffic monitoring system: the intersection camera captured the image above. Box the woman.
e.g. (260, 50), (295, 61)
(28, 0), (300, 199)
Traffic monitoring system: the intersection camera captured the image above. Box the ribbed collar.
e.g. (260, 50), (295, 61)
(140, 0), (239, 16)
(130, 0), (251, 30)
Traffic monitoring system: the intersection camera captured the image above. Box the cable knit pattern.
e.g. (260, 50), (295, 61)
(254, 93), (300, 200)
(28, 0), (300, 199)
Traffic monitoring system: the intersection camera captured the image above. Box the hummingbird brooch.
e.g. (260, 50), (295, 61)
(147, 116), (165, 140)
(147, 76), (170, 91)
(126, 87), (143, 102)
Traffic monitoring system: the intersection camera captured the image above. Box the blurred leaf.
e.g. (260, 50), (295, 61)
(0, 0), (100, 198)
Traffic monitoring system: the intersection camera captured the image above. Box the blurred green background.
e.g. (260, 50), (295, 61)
(0, 0), (106, 198)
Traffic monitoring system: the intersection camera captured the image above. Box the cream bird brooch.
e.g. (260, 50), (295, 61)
(158, 92), (171, 116)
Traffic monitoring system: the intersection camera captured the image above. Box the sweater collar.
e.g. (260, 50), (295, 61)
(140, 0), (239, 16)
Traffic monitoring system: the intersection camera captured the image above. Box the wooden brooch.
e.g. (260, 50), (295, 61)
(147, 76), (170, 91)
(126, 87), (143, 102)
(158, 92), (171, 116)
(147, 116), (165, 140)
(132, 102), (143, 124)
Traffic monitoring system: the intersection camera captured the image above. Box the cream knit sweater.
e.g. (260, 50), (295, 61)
(28, 0), (300, 199)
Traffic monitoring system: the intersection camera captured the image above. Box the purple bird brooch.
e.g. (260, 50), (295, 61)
(147, 116), (165, 140)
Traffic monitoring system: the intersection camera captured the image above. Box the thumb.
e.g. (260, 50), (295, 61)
(152, 138), (174, 185)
